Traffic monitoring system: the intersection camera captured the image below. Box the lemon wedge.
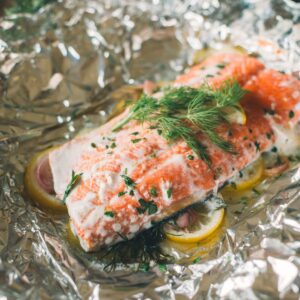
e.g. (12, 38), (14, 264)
(164, 201), (225, 244)
(24, 147), (67, 213)
(222, 158), (264, 193)
(225, 104), (247, 125)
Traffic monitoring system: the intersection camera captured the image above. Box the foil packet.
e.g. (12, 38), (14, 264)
(0, 0), (300, 299)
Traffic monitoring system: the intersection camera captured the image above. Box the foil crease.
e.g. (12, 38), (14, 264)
(1, 0), (300, 299)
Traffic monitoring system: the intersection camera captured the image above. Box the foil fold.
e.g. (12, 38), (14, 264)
(0, 0), (300, 299)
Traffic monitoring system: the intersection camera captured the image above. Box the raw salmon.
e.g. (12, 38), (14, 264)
(47, 53), (300, 251)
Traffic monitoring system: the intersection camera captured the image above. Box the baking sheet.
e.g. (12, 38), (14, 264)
(1, 0), (300, 299)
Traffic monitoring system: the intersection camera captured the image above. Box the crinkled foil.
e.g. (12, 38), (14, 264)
(1, 0), (300, 299)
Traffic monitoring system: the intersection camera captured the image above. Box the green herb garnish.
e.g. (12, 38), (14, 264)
(131, 131), (139, 135)
(110, 142), (117, 149)
(91, 142), (97, 148)
(289, 110), (295, 118)
(121, 174), (136, 188)
(63, 170), (83, 203)
(192, 257), (201, 264)
(104, 211), (115, 217)
(131, 138), (142, 144)
(112, 81), (246, 165)
(167, 188), (172, 198)
(187, 154), (194, 160)
(136, 199), (158, 215)
(118, 191), (126, 197)
(150, 187), (158, 197)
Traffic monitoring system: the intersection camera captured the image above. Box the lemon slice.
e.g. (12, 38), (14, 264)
(222, 158), (264, 193)
(164, 201), (225, 244)
(225, 104), (247, 125)
(24, 147), (67, 213)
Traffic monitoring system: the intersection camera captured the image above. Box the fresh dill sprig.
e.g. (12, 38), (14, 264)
(112, 80), (247, 165)
(63, 170), (83, 203)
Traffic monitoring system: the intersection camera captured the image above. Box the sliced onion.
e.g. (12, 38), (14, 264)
(35, 155), (54, 194)
(264, 155), (289, 177)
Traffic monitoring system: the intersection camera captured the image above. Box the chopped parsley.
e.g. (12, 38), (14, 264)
(289, 110), (295, 118)
(216, 63), (226, 69)
(187, 154), (194, 160)
(131, 131), (139, 135)
(271, 146), (278, 153)
(266, 132), (272, 140)
(129, 190), (135, 196)
(167, 188), (172, 198)
(254, 141), (260, 152)
(91, 142), (97, 148)
(110, 142), (117, 149)
(192, 257), (201, 264)
(159, 264), (167, 272)
(63, 170), (83, 203)
(150, 187), (158, 197)
(118, 191), (126, 197)
(121, 174), (136, 188)
(104, 211), (115, 217)
(131, 138), (142, 144)
(136, 199), (158, 215)
(139, 263), (150, 272)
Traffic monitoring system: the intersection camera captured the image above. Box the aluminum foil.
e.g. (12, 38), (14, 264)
(1, 0), (300, 299)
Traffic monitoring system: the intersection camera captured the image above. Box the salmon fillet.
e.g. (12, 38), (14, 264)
(48, 53), (300, 251)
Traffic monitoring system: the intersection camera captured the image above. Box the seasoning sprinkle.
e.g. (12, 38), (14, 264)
(104, 211), (114, 217)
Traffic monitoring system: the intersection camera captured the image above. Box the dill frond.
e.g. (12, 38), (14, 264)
(112, 80), (247, 164)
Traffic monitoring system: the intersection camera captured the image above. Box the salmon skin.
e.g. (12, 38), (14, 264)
(48, 53), (300, 251)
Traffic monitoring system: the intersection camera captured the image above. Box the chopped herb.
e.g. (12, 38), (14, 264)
(193, 257), (201, 264)
(150, 187), (158, 197)
(131, 131), (139, 135)
(124, 168), (128, 175)
(205, 74), (214, 78)
(216, 63), (226, 69)
(110, 142), (117, 149)
(167, 188), (172, 198)
(112, 81), (247, 166)
(271, 146), (278, 153)
(121, 175), (136, 188)
(159, 264), (167, 272)
(91, 142), (97, 148)
(105, 145), (109, 149)
(254, 141), (260, 152)
(243, 136), (248, 140)
(118, 191), (126, 197)
(187, 154), (194, 160)
(150, 152), (157, 158)
(129, 190), (135, 196)
(289, 110), (295, 118)
(63, 170), (83, 203)
(252, 188), (261, 195)
(264, 109), (275, 115)
(239, 171), (243, 178)
(136, 199), (158, 215)
(131, 138), (142, 144)
(139, 263), (150, 272)
(266, 132), (272, 140)
(104, 211), (115, 217)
